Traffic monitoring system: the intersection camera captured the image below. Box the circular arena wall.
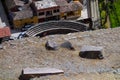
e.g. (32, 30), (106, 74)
(25, 20), (88, 37)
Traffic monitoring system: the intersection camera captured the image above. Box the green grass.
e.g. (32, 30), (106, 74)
(101, 10), (106, 19)
(109, 1), (120, 28)
(99, 1), (120, 28)
(99, 1), (112, 28)
(110, 14), (117, 28)
(101, 10), (107, 28)
(114, 1), (120, 21)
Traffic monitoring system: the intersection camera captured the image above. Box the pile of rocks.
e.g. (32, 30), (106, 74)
(45, 40), (104, 60)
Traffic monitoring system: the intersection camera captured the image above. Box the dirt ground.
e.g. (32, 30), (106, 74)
(0, 28), (120, 80)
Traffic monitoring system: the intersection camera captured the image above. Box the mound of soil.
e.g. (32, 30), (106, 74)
(0, 28), (120, 80)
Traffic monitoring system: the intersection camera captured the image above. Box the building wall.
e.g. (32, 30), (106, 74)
(5, 0), (15, 10)
(60, 1), (82, 19)
(37, 7), (60, 22)
(13, 16), (38, 28)
(60, 13), (65, 18)
(73, 0), (79, 1)
(60, 10), (81, 19)
(74, 8), (81, 16)
(72, 0), (82, 17)
(5, 0), (82, 28)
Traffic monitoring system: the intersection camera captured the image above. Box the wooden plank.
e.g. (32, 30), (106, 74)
(23, 67), (64, 75)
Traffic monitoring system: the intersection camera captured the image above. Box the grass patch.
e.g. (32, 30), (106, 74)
(99, 0), (120, 28)
(109, 1), (120, 28)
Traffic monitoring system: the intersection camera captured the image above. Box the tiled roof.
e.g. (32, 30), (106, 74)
(69, 1), (83, 11)
(54, 0), (83, 13)
(12, 10), (33, 20)
(14, 0), (24, 6)
(6, 0), (83, 20)
(35, 0), (58, 10)
(5, 0), (24, 9)
(60, 5), (71, 12)
(54, 0), (68, 6)
(5, 0), (34, 20)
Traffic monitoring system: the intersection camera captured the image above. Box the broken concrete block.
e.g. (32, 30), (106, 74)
(60, 41), (75, 50)
(79, 45), (104, 59)
(45, 40), (58, 50)
(23, 67), (64, 75)
(20, 68), (64, 80)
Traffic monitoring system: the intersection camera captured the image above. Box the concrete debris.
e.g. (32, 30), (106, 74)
(60, 41), (75, 50)
(20, 68), (64, 80)
(79, 45), (104, 59)
(45, 40), (58, 50)
(23, 67), (64, 75)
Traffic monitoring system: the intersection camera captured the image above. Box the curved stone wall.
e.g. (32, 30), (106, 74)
(25, 20), (88, 37)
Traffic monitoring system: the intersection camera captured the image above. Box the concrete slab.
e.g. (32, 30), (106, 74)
(79, 45), (104, 59)
(23, 68), (64, 75)
(80, 45), (103, 52)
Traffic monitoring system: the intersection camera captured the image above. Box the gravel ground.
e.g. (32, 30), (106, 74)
(0, 28), (120, 80)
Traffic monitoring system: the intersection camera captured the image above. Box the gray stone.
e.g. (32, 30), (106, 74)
(113, 68), (120, 74)
(23, 67), (64, 75)
(20, 68), (64, 80)
(79, 45), (104, 59)
(45, 40), (58, 50)
(60, 41), (75, 50)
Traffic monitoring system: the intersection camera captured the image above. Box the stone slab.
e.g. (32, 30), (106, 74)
(23, 68), (64, 75)
(79, 45), (104, 59)
(80, 45), (103, 52)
